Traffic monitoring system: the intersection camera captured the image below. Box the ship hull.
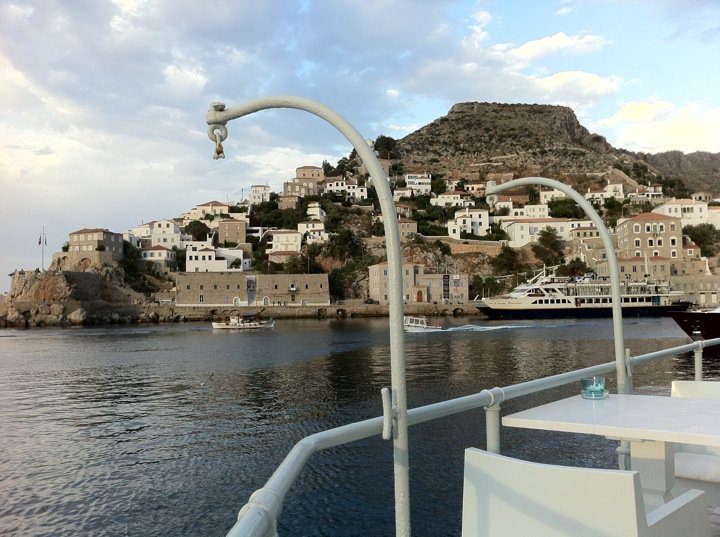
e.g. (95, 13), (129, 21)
(478, 303), (690, 320)
(669, 310), (720, 339)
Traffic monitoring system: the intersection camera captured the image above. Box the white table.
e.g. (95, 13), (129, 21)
(502, 394), (720, 508)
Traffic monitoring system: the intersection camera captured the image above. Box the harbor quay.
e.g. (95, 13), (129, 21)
(176, 299), (480, 321)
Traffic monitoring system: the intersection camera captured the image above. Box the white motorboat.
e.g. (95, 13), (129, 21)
(403, 315), (444, 332)
(211, 316), (275, 330)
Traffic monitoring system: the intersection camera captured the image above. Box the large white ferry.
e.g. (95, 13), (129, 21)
(476, 267), (691, 320)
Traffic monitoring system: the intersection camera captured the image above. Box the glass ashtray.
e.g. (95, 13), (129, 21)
(581, 389), (609, 400)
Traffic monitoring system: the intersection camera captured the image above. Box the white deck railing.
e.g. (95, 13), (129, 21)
(225, 336), (720, 537)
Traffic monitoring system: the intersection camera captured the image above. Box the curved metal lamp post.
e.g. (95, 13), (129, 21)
(206, 96), (410, 537)
(486, 177), (630, 395)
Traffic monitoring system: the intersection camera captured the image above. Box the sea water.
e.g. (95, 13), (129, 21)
(0, 317), (706, 536)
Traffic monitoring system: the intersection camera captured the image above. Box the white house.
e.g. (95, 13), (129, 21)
(216, 246), (253, 271)
(405, 173), (432, 195)
(393, 187), (413, 202)
(652, 198), (708, 228)
(250, 185), (272, 206)
(430, 190), (473, 208)
(183, 201), (230, 223)
(447, 207), (490, 239)
(185, 239), (240, 273)
(585, 183), (625, 203)
(267, 230), (302, 254)
(298, 220), (329, 244)
(539, 188), (566, 204)
(501, 218), (574, 248)
(307, 202), (326, 221)
(141, 245), (176, 274)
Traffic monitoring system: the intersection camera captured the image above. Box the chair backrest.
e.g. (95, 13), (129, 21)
(462, 448), (647, 537)
(671, 380), (720, 400)
(671, 381), (720, 456)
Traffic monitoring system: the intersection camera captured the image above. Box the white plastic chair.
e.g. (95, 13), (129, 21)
(462, 448), (711, 537)
(671, 381), (720, 505)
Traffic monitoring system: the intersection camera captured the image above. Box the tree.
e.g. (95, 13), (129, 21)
(373, 135), (400, 160)
(119, 241), (153, 294)
(661, 177), (690, 199)
(548, 198), (584, 219)
(431, 175), (446, 195)
(683, 223), (720, 257)
(531, 228), (565, 267)
(490, 245), (527, 275)
(556, 258), (591, 277)
(184, 220), (212, 241)
(325, 228), (364, 263)
(470, 276), (506, 298)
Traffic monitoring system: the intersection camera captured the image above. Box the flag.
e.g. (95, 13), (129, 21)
(38, 236), (42, 245)
(44, 236), (47, 246)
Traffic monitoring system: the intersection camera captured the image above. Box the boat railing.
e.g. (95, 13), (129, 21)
(226, 336), (720, 537)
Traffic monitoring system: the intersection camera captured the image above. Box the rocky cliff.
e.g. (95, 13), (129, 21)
(1, 269), (180, 328)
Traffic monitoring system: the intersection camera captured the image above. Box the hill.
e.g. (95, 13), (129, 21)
(394, 102), (719, 194)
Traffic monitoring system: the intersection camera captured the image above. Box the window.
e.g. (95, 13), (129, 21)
(634, 239), (641, 247)
(647, 239), (654, 247)
(199, 294), (204, 303)
(671, 250), (677, 258)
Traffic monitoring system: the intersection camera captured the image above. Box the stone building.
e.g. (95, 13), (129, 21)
(368, 262), (468, 304)
(174, 272), (330, 307)
(217, 218), (247, 246)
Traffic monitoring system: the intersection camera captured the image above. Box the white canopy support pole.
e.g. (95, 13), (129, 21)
(486, 177), (629, 394)
(207, 96), (411, 536)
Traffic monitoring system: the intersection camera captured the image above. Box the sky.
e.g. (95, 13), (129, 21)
(2, 0), (720, 293)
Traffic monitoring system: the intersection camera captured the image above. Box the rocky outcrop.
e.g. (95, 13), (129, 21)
(0, 269), (181, 328)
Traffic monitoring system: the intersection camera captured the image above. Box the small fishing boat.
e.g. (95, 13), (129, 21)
(670, 306), (720, 340)
(212, 315), (275, 330)
(403, 315), (444, 332)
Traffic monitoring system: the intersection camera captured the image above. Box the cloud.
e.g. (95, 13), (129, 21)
(593, 100), (720, 153)
(531, 71), (623, 103)
(504, 32), (607, 66)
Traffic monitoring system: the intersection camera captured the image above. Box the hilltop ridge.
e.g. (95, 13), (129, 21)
(394, 102), (719, 193)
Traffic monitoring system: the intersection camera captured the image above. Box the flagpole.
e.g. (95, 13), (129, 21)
(40, 226), (46, 271)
